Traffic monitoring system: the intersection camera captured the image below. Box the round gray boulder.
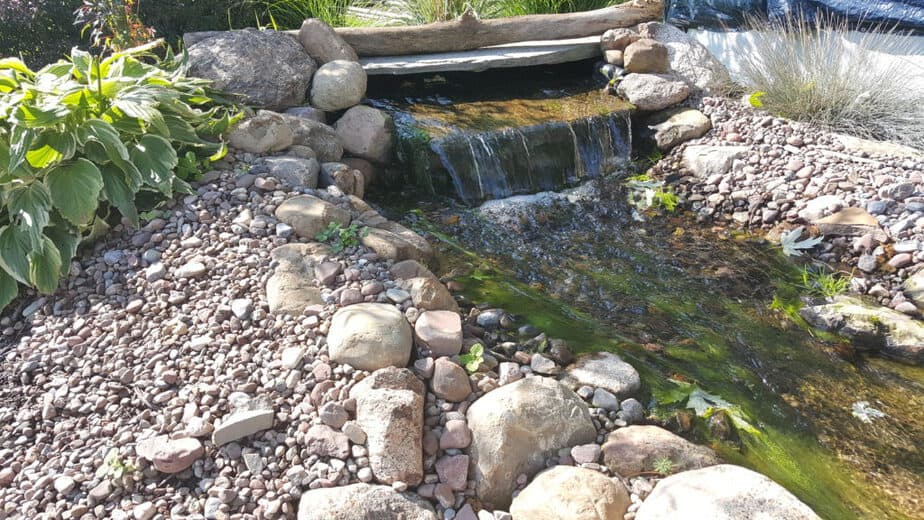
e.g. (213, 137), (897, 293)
(334, 105), (395, 163)
(298, 483), (437, 520)
(310, 60), (367, 111)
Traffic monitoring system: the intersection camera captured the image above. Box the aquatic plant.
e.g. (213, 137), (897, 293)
(779, 226), (823, 257)
(798, 266), (851, 298)
(739, 13), (924, 149)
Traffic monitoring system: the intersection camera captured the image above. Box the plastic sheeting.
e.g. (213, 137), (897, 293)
(667, 0), (924, 32)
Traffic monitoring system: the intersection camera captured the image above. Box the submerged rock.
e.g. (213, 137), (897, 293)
(564, 352), (640, 399)
(636, 464), (821, 519)
(800, 296), (924, 364)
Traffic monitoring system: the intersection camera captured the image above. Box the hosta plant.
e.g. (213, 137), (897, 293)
(0, 40), (239, 311)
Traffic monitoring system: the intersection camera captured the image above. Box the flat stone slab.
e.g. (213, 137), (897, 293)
(361, 36), (601, 75)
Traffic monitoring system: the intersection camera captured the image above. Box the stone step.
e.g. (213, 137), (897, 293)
(360, 36), (601, 75)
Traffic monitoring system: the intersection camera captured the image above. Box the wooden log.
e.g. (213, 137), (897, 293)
(299, 0), (663, 57)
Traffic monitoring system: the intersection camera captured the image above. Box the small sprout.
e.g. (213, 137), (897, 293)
(653, 456), (675, 475)
(459, 343), (485, 374)
(315, 222), (369, 253)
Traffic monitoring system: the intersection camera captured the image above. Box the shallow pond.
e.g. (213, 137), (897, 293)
(374, 182), (924, 520)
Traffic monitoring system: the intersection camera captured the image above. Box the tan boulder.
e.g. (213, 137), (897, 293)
(511, 466), (631, 520)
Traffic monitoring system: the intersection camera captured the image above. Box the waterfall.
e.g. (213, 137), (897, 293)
(427, 111), (632, 204)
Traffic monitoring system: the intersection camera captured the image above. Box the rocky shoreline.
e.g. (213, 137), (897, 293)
(644, 96), (924, 363)
(0, 142), (823, 519)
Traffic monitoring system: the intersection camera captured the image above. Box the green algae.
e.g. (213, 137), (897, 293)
(412, 213), (923, 520)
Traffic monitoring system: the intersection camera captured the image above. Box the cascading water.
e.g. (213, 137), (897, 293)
(367, 60), (633, 204)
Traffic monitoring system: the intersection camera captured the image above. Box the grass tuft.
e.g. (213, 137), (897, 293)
(739, 13), (924, 150)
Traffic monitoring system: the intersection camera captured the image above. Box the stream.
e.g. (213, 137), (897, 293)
(368, 63), (924, 520)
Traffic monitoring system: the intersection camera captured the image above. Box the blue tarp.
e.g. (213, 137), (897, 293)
(667, 0), (924, 31)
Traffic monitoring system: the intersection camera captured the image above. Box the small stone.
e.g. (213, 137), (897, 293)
(145, 262), (167, 282)
(319, 402), (349, 429)
(415, 311), (464, 357)
(618, 398), (646, 424)
(431, 358), (472, 402)
(888, 253), (913, 269)
(230, 298), (253, 320)
(436, 454), (469, 491)
(342, 421), (367, 444)
(176, 262), (207, 279)
(305, 424), (351, 458)
(53, 475), (76, 495)
(498, 362), (523, 386)
(212, 409), (275, 445)
(592, 388), (621, 411)
(571, 443), (602, 464)
(386, 288), (411, 303)
(136, 436), (204, 473)
(440, 420), (472, 450)
(529, 353), (560, 375)
(133, 502), (156, 520)
(857, 254), (878, 273)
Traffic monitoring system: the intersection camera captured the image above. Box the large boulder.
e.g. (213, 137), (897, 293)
(414, 310), (463, 357)
(563, 352), (640, 399)
(351, 368), (425, 485)
(601, 425), (720, 477)
(275, 195), (351, 239)
(800, 296), (924, 365)
(334, 106), (395, 163)
(635, 464), (821, 520)
(362, 221), (435, 264)
(402, 277), (459, 312)
(298, 483), (437, 520)
(279, 113), (344, 162)
(510, 466), (631, 520)
(644, 107), (712, 151)
(252, 156), (319, 189)
(616, 73), (690, 111)
(681, 145), (749, 178)
(431, 358), (472, 402)
(310, 60), (367, 112)
(328, 303), (413, 371)
(229, 111), (294, 154)
(467, 377), (596, 509)
(298, 19), (358, 64)
(600, 28), (640, 51)
(188, 29), (316, 110)
(624, 38), (669, 74)
(637, 22), (732, 95)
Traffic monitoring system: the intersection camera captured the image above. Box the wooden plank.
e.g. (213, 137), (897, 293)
(303, 0), (662, 57)
(361, 36), (602, 75)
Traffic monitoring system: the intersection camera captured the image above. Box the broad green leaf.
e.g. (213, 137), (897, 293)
(163, 114), (209, 145)
(8, 126), (34, 172)
(7, 182), (52, 247)
(173, 177), (193, 195)
(45, 219), (79, 275)
(26, 131), (76, 168)
(70, 48), (92, 82)
(100, 164), (139, 227)
(45, 159), (104, 226)
(14, 103), (71, 128)
(28, 236), (62, 294)
(130, 134), (177, 193)
(0, 225), (32, 284)
(0, 269), (18, 312)
(83, 119), (129, 160)
(0, 57), (34, 77)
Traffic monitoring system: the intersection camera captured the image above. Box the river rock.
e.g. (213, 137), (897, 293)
(600, 28), (640, 51)
(414, 311), (463, 356)
(681, 145), (749, 178)
(305, 424), (350, 458)
(275, 195), (351, 239)
(328, 303), (413, 371)
(285, 105), (327, 123)
(253, 156), (319, 188)
(646, 107), (712, 150)
(510, 465), (631, 520)
(362, 222), (434, 264)
(310, 60), (367, 111)
(298, 483), (437, 520)
(813, 207), (886, 240)
(390, 260), (437, 281)
(351, 368), (425, 485)
(334, 106), (395, 163)
(229, 111), (295, 154)
(616, 73), (689, 111)
(402, 277), (458, 312)
(601, 425), (720, 477)
(636, 464), (821, 519)
(136, 436), (204, 474)
(212, 409), (275, 446)
(564, 352), (640, 399)
(624, 38), (669, 73)
(298, 19), (358, 64)
(467, 376), (596, 508)
(903, 269), (924, 308)
(277, 113), (345, 162)
(266, 270), (323, 315)
(188, 28), (316, 110)
(637, 22), (732, 94)
(431, 358), (472, 402)
(800, 296), (924, 364)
